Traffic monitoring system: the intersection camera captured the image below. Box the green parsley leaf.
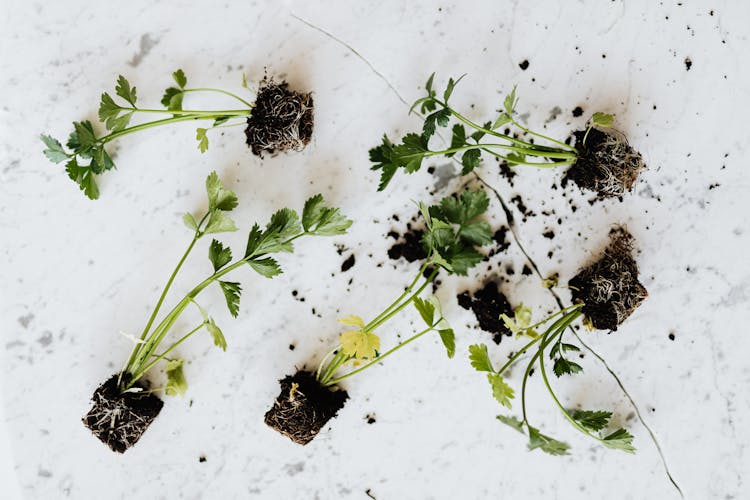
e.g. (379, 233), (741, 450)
(65, 158), (99, 199)
(165, 359), (187, 396)
(369, 135), (397, 191)
(496, 414), (524, 433)
(528, 426), (569, 456)
(488, 373), (514, 409)
(438, 328), (455, 358)
(208, 239), (232, 271)
(468, 343), (494, 372)
(461, 148), (481, 174)
(413, 297), (436, 326)
(183, 212), (198, 231)
(446, 246), (483, 275)
(569, 409), (612, 432)
(205, 171), (238, 212)
(591, 112), (614, 128)
(553, 357), (583, 377)
(196, 128), (209, 153)
(204, 210), (237, 234)
(443, 74), (465, 102)
(218, 280), (241, 317)
(458, 221), (493, 246)
(301, 194), (352, 235)
(115, 75), (137, 107)
(161, 87), (184, 111)
(394, 133), (429, 173)
(248, 257), (282, 278)
(602, 428), (636, 453)
(40, 135), (68, 163)
(503, 86), (518, 116)
(448, 123), (466, 157)
(172, 69), (187, 88)
(205, 318), (227, 351)
(422, 108), (450, 140)
(98, 93), (132, 131)
(72, 121), (97, 152)
(492, 113), (512, 130)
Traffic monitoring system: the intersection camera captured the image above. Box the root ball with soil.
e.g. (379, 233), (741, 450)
(569, 226), (648, 331)
(244, 78), (314, 156)
(564, 128), (647, 199)
(264, 371), (348, 445)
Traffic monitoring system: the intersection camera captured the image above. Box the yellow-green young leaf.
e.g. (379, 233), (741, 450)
(172, 69), (187, 88)
(182, 212), (198, 232)
(196, 128), (209, 153)
(165, 359), (187, 396)
(468, 344), (494, 372)
(438, 328), (455, 358)
(500, 313), (519, 334)
(205, 319), (226, 351)
(514, 303), (533, 330)
(205, 171), (238, 211)
(338, 315), (365, 329)
(541, 274), (559, 289)
(413, 297), (435, 326)
(591, 112), (614, 128)
(204, 211), (237, 234)
(339, 330), (380, 360)
(496, 414), (524, 433)
(488, 373), (514, 409)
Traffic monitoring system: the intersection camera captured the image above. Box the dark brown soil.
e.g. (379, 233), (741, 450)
(388, 229), (427, 262)
(244, 78), (314, 156)
(457, 281), (513, 343)
(564, 128), (646, 198)
(568, 226), (648, 331)
(264, 370), (348, 445)
(82, 374), (163, 453)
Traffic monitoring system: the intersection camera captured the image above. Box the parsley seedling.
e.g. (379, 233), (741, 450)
(265, 189), (493, 444)
(83, 172), (351, 452)
(41, 71), (313, 199)
(370, 74), (644, 198)
(469, 304), (636, 455)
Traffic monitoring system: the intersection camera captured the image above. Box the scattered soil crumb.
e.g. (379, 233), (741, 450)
(457, 281), (513, 343)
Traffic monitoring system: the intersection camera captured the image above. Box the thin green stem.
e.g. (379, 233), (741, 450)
(510, 118), (578, 152)
(121, 107), (252, 117)
(426, 143), (577, 161)
(182, 87), (255, 108)
(129, 322), (205, 384)
(325, 325), (435, 386)
(366, 269), (438, 333)
(98, 115), (212, 145)
(478, 147), (576, 167)
(123, 231), (311, 389)
(364, 260), (430, 332)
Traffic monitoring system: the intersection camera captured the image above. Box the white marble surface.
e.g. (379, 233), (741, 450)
(2, 1), (749, 498)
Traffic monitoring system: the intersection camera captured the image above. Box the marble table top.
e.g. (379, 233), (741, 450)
(2, 1), (748, 498)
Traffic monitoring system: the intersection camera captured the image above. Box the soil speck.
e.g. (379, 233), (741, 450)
(341, 254), (355, 272)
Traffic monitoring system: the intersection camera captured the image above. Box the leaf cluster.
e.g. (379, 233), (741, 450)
(420, 189), (493, 276)
(413, 296), (455, 358)
(369, 74), (524, 190)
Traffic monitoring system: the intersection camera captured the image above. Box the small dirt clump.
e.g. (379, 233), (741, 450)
(564, 128), (646, 198)
(388, 228), (427, 262)
(82, 374), (163, 453)
(264, 371), (348, 445)
(568, 226), (648, 331)
(457, 281), (513, 343)
(245, 78), (314, 156)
